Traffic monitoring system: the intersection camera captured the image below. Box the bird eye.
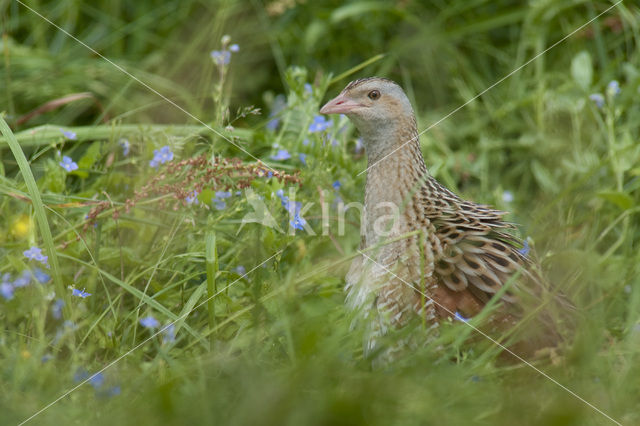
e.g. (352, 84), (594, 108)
(368, 90), (380, 100)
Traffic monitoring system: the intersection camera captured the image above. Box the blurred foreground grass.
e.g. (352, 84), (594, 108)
(1, 1), (640, 425)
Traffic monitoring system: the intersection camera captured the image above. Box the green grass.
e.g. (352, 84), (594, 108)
(1, 1), (640, 425)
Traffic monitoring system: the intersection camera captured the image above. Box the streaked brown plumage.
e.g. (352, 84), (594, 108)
(320, 77), (565, 355)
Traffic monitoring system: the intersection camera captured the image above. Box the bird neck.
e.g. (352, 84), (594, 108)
(362, 125), (429, 245)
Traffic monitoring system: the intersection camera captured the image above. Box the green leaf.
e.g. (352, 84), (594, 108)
(571, 50), (593, 91)
(597, 191), (634, 210)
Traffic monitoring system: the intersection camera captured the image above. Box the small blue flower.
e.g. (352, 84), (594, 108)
(215, 191), (232, 199)
(150, 146), (173, 167)
(332, 181), (341, 190)
(211, 50), (231, 66)
(267, 171), (274, 178)
(502, 190), (514, 203)
(60, 129), (77, 140)
(234, 265), (246, 275)
(59, 156), (79, 172)
(73, 368), (90, 383)
(304, 83), (313, 94)
(41, 354), (53, 363)
(162, 323), (176, 344)
(157, 146), (174, 163)
(284, 200), (302, 216)
(308, 115), (333, 133)
(354, 138), (364, 154)
(1, 282), (14, 300)
(52, 298), (65, 319)
(270, 149), (291, 161)
(119, 139), (130, 156)
(23, 246), (49, 267)
(607, 80), (621, 97)
(89, 372), (105, 389)
(589, 93), (605, 109)
(13, 270), (32, 288)
(33, 267), (51, 284)
(229, 44), (239, 52)
(213, 199), (226, 210)
(185, 190), (199, 205)
(290, 214), (306, 231)
(302, 139), (310, 146)
(140, 316), (160, 329)
(107, 385), (121, 396)
(71, 288), (91, 298)
(454, 312), (470, 322)
(298, 153), (307, 165)
(266, 118), (280, 131)
(519, 240), (530, 256)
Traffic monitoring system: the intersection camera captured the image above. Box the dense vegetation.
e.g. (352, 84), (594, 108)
(1, 1), (639, 425)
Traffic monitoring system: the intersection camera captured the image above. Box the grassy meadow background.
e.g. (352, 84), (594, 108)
(1, 0), (640, 424)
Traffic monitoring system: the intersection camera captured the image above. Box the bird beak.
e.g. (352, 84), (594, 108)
(320, 94), (362, 115)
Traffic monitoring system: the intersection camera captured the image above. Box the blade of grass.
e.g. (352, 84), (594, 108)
(0, 114), (69, 313)
(205, 230), (218, 347)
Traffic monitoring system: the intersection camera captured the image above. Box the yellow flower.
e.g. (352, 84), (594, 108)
(12, 215), (32, 238)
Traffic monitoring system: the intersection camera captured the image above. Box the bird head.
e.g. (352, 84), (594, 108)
(320, 77), (417, 156)
(320, 78), (414, 130)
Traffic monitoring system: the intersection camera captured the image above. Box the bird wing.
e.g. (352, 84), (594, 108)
(420, 178), (532, 305)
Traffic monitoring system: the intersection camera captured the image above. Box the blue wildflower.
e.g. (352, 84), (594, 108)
(73, 368), (90, 383)
(215, 191), (232, 199)
(454, 312), (470, 322)
(59, 156), (79, 172)
(52, 298), (65, 319)
(502, 190), (514, 203)
(304, 83), (312, 94)
(33, 267), (51, 283)
(119, 139), (130, 156)
(354, 138), (364, 154)
(589, 93), (605, 109)
(211, 50), (231, 66)
(1, 282), (14, 300)
(229, 44), (239, 52)
(332, 181), (341, 190)
(267, 171), (274, 178)
(212, 199), (226, 210)
(308, 115), (333, 133)
(234, 265), (246, 275)
(284, 200), (302, 216)
(270, 149), (291, 161)
(13, 270), (32, 288)
(89, 372), (105, 389)
(519, 240), (530, 256)
(162, 323), (176, 344)
(266, 118), (280, 131)
(60, 129), (77, 140)
(290, 214), (306, 231)
(298, 153), (307, 165)
(302, 139), (310, 146)
(41, 354), (53, 363)
(24, 246), (49, 267)
(185, 190), (199, 205)
(607, 80), (621, 97)
(140, 316), (160, 329)
(150, 146), (173, 167)
(71, 288), (91, 298)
